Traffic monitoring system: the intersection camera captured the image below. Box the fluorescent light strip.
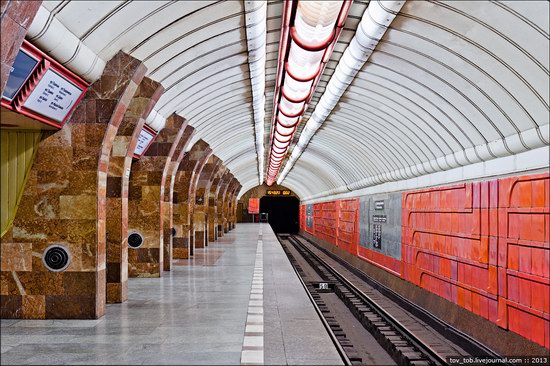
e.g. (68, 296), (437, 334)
(277, 1), (406, 185)
(266, 0), (351, 185)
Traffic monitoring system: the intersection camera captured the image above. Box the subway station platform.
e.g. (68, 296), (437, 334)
(0, 224), (342, 366)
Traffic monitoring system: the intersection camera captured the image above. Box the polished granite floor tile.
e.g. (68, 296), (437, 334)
(1, 224), (341, 365)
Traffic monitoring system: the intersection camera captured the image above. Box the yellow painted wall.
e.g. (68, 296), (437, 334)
(0, 130), (41, 237)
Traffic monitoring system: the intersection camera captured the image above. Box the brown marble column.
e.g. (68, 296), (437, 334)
(216, 172), (234, 238)
(127, 114), (186, 277)
(228, 184), (242, 230)
(0, 51), (146, 319)
(162, 123), (194, 271)
(172, 140), (212, 259)
(208, 167), (228, 242)
(223, 178), (240, 233)
(0, 0), (41, 94)
(106, 78), (163, 303)
(193, 156), (223, 249)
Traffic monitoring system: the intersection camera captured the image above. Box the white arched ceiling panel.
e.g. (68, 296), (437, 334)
(31, 0), (260, 188)
(28, 1), (549, 199)
(281, 0), (549, 200)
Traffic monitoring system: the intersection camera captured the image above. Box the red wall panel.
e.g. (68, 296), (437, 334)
(496, 174), (549, 346)
(301, 172), (548, 347)
(403, 173), (549, 347)
(336, 199), (359, 255)
(315, 201), (337, 245)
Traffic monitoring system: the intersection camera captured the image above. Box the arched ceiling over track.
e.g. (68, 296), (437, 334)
(280, 0), (549, 200)
(27, 1), (549, 201)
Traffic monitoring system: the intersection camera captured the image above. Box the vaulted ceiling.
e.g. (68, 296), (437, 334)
(27, 0), (549, 201)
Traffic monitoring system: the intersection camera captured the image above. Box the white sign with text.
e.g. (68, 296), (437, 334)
(22, 69), (84, 122)
(134, 128), (156, 156)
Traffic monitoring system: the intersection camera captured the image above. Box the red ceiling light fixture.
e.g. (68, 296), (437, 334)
(266, 0), (351, 186)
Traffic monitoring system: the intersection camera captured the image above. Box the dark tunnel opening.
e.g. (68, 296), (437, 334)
(259, 196), (299, 234)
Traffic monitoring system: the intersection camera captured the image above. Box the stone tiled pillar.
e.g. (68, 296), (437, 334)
(0, 0), (41, 94)
(223, 178), (239, 233)
(106, 78), (163, 303)
(162, 123), (194, 271)
(216, 172), (234, 238)
(172, 140), (212, 259)
(193, 156), (223, 249)
(208, 167), (228, 242)
(231, 183), (243, 229)
(127, 114), (186, 277)
(228, 184), (242, 230)
(0, 51), (146, 319)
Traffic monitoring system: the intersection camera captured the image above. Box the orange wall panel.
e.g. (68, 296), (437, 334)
(300, 173), (548, 347)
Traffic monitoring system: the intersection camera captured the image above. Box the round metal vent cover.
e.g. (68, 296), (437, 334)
(128, 232), (144, 249)
(42, 245), (71, 272)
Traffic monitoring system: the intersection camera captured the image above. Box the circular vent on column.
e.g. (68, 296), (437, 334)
(128, 232), (144, 249)
(42, 245), (71, 272)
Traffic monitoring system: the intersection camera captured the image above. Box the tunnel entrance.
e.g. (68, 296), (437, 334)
(260, 196), (299, 234)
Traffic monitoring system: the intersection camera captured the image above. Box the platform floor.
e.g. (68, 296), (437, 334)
(0, 224), (342, 365)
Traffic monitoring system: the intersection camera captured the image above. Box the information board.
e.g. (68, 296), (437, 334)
(372, 224), (382, 249)
(248, 198), (260, 214)
(22, 69), (84, 123)
(306, 204), (314, 228)
(133, 127), (156, 157)
(0, 40), (89, 129)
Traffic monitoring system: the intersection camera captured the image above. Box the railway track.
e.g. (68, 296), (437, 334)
(278, 234), (503, 366)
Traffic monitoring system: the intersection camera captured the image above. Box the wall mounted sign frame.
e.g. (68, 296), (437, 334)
(133, 124), (158, 159)
(1, 40), (89, 130)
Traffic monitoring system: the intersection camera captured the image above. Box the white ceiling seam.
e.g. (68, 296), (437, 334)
(26, 5), (106, 82)
(277, 0), (406, 184)
(244, 0), (268, 185)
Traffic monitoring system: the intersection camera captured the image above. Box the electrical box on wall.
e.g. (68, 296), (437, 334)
(1, 40), (89, 130)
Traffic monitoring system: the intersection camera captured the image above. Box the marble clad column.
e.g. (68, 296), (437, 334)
(223, 178), (240, 233)
(127, 114), (186, 277)
(234, 185), (242, 228)
(0, 0), (42, 94)
(162, 123), (194, 271)
(216, 172), (234, 238)
(208, 166), (228, 242)
(193, 156), (223, 249)
(172, 140), (212, 259)
(0, 51), (146, 319)
(106, 78), (163, 303)
(228, 184), (242, 230)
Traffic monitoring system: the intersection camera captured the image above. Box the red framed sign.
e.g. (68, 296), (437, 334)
(1, 40), (89, 129)
(133, 124), (158, 159)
